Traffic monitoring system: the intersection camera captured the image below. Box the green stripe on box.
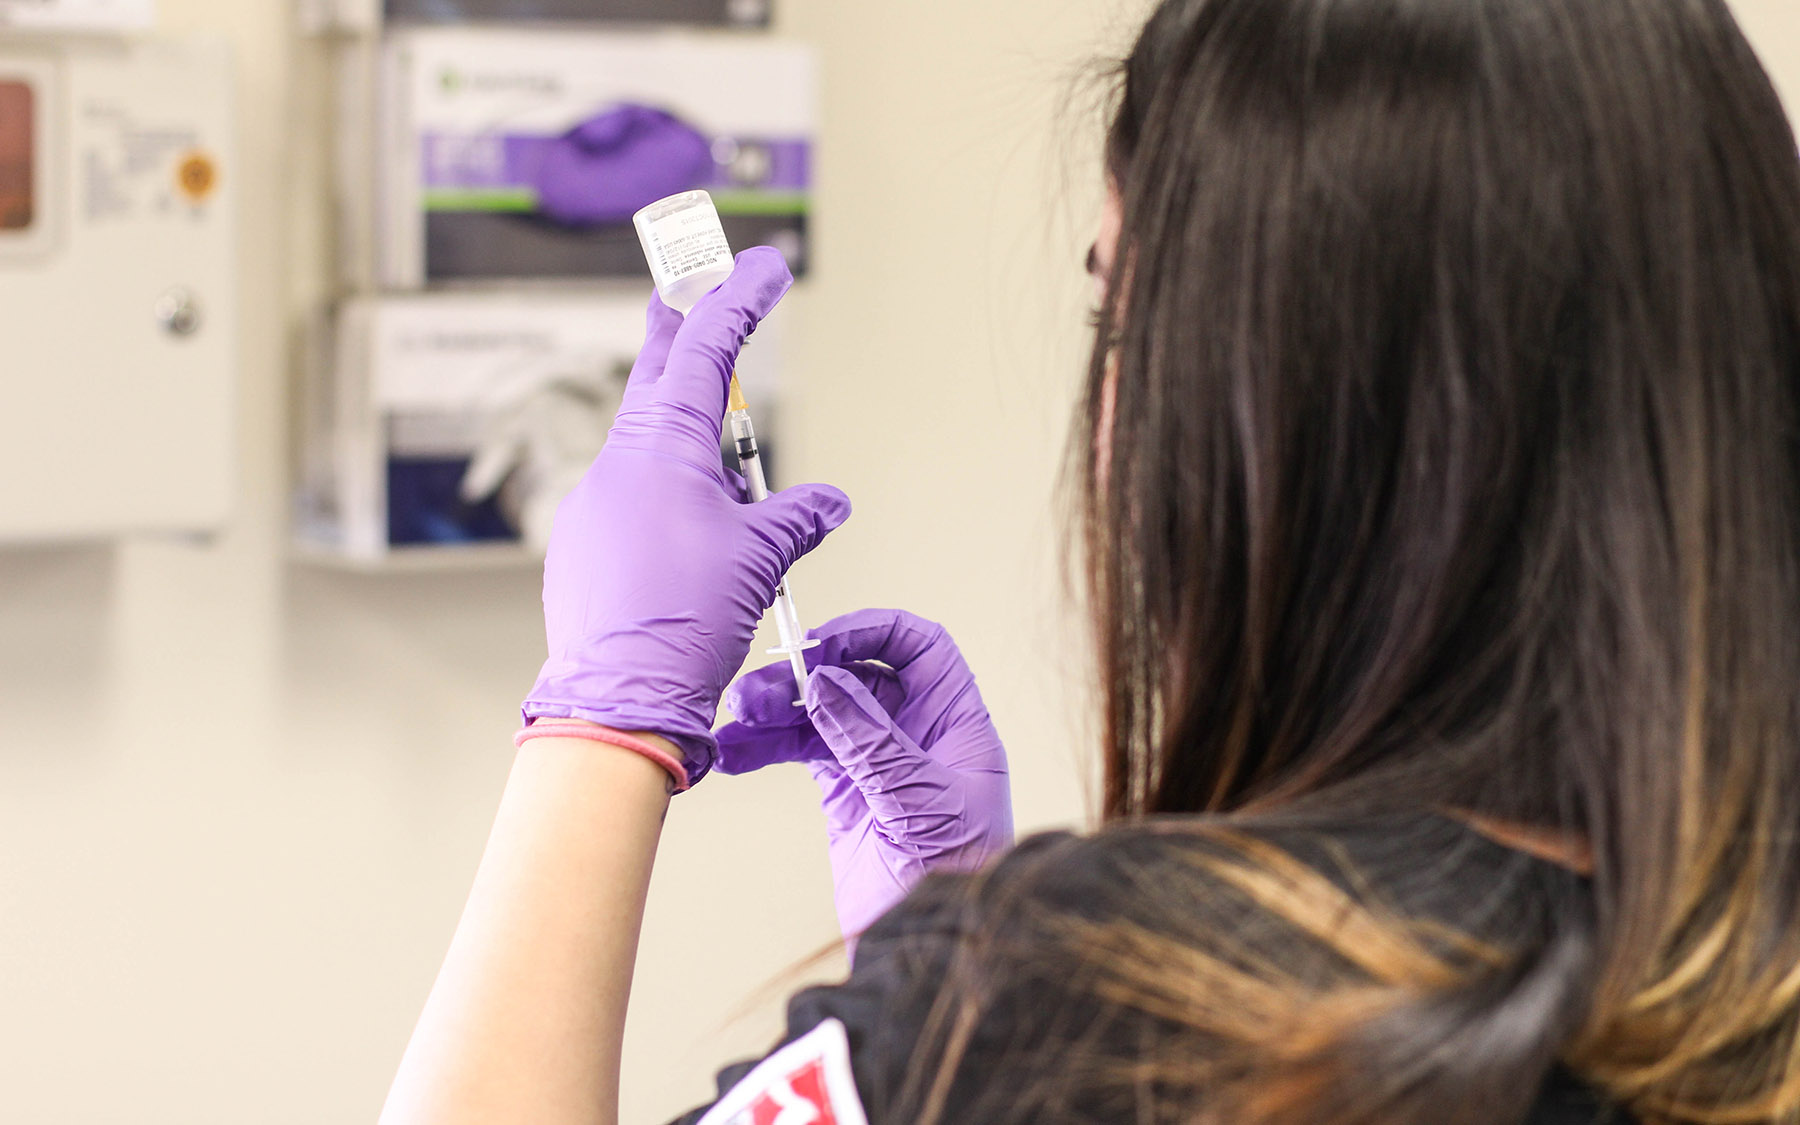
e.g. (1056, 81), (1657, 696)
(422, 188), (540, 213)
(711, 190), (810, 218)
(421, 187), (809, 218)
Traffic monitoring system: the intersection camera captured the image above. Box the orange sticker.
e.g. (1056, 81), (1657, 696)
(176, 151), (218, 203)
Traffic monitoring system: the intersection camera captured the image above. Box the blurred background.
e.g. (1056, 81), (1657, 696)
(0, 0), (1793, 1121)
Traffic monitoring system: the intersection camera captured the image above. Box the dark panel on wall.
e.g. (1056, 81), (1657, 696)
(423, 212), (808, 282)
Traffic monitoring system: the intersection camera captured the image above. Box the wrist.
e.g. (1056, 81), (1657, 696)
(521, 685), (716, 783)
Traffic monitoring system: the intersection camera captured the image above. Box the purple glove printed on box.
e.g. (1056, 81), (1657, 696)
(522, 248), (851, 786)
(719, 610), (1015, 948)
(536, 105), (715, 227)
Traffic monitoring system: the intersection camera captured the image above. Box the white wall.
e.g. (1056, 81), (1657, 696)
(0, 1), (1794, 1122)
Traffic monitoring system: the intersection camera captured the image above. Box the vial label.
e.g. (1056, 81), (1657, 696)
(647, 206), (734, 287)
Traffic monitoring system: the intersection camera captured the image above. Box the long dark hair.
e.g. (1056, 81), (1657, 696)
(1058, 0), (1800, 1119)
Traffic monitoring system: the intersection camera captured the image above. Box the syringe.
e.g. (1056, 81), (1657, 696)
(728, 374), (818, 697)
(633, 189), (818, 699)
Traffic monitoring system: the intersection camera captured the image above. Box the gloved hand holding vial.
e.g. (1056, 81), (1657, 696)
(633, 190), (819, 698)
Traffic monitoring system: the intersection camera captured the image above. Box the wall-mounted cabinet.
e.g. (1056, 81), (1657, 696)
(0, 35), (236, 543)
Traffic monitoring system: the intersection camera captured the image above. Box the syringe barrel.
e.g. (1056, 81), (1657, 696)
(771, 589), (812, 696)
(729, 411), (773, 503)
(772, 586), (806, 649)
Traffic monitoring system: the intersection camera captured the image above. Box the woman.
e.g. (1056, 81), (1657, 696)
(381, 0), (1800, 1121)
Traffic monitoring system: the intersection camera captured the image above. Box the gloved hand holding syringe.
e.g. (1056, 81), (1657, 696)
(633, 190), (819, 698)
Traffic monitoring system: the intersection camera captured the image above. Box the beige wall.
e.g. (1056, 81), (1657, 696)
(0, 1), (1793, 1121)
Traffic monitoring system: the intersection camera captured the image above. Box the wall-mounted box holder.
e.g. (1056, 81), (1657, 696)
(299, 0), (769, 35)
(334, 27), (815, 289)
(0, 0), (154, 32)
(0, 35), (236, 544)
(297, 291), (784, 567)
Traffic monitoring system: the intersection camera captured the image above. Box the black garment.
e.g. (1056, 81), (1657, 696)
(668, 814), (1624, 1124)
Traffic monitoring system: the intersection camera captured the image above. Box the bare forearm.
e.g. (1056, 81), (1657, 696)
(380, 733), (676, 1125)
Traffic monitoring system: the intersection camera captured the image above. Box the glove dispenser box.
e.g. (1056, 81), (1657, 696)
(300, 0), (770, 32)
(298, 292), (782, 566)
(0, 36), (236, 543)
(335, 28), (816, 289)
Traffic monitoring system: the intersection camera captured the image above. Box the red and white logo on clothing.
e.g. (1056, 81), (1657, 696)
(698, 1019), (870, 1125)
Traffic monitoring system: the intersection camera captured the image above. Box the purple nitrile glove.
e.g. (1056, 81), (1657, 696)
(536, 104), (715, 227)
(717, 609), (1014, 945)
(521, 248), (851, 787)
